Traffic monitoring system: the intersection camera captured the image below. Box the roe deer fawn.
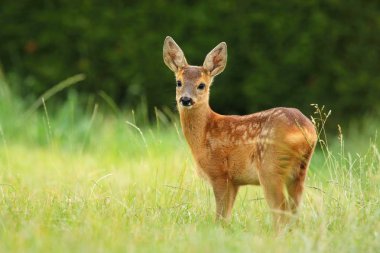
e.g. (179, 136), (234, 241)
(163, 36), (317, 228)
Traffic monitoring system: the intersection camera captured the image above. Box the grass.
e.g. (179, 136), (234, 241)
(0, 85), (380, 252)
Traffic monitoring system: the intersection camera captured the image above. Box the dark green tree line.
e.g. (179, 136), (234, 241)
(1, 0), (379, 121)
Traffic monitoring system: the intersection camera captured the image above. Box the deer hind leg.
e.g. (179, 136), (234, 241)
(286, 172), (306, 214)
(211, 177), (239, 221)
(286, 150), (313, 214)
(258, 169), (290, 229)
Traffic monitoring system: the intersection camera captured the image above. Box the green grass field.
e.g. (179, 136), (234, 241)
(1, 89), (380, 252)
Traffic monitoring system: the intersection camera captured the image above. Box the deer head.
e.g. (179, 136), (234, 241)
(163, 36), (227, 110)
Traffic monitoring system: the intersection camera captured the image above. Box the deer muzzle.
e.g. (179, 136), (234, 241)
(179, 96), (194, 107)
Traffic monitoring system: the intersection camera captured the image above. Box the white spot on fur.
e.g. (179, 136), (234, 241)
(243, 131), (248, 140)
(236, 125), (247, 131)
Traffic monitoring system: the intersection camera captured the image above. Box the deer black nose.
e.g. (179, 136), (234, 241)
(179, 96), (194, 107)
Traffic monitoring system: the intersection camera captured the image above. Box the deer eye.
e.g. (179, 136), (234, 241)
(176, 80), (182, 88)
(197, 83), (206, 90)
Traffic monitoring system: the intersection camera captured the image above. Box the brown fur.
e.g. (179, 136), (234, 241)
(163, 36), (318, 229)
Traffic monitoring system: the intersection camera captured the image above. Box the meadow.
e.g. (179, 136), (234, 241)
(0, 79), (379, 253)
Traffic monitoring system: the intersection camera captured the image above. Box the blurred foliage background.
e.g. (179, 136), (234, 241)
(1, 0), (380, 124)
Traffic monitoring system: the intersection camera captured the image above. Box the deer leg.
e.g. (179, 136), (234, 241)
(258, 171), (290, 230)
(211, 177), (239, 221)
(287, 153), (311, 213)
(286, 177), (304, 214)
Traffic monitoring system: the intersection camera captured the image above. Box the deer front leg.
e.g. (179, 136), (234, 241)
(211, 177), (239, 221)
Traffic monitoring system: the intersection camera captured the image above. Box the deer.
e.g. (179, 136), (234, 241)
(162, 36), (317, 229)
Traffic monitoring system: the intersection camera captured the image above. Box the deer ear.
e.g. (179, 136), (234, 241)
(163, 36), (188, 72)
(203, 42), (227, 77)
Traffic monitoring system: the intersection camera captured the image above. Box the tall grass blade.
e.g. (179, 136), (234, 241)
(98, 90), (121, 116)
(25, 73), (85, 117)
(126, 120), (147, 148)
(42, 97), (53, 144)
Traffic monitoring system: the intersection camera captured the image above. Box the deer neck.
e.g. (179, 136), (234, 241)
(179, 104), (212, 149)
